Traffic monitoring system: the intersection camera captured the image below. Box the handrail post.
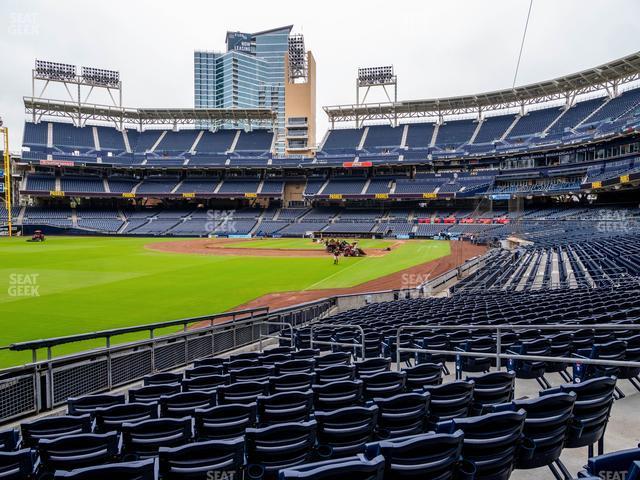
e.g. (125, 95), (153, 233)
(396, 326), (402, 371)
(46, 347), (53, 410)
(106, 336), (112, 390)
(496, 326), (501, 370)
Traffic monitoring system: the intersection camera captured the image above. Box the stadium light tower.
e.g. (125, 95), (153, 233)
(356, 65), (397, 127)
(31, 59), (123, 128)
(0, 117), (12, 237)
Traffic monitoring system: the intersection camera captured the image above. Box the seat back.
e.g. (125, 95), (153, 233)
(94, 403), (159, 433)
(312, 380), (363, 410)
(373, 392), (430, 439)
(67, 394), (126, 416)
(181, 374), (229, 393)
(143, 372), (184, 386)
(21, 415), (93, 448)
(315, 365), (355, 384)
(279, 454), (385, 480)
(585, 447), (640, 480)
(314, 352), (351, 368)
(437, 409), (526, 480)
(493, 391), (576, 469)
(129, 384), (181, 403)
(217, 381), (269, 405)
(361, 371), (406, 400)
(403, 363), (443, 390)
(467, 371), (515, 415)
(159, 391), (217, 418)
(245, 421), (317, 477)
(121, 417), (193, 458)
(276, 359), (315, 375)
(53, 458), (158, 480)
(542, 376), (616, 449)
(158, 438), (244, 480)
(423, 380), (474, 427)
(0, 429), (20, 452)
(365, 430), (465, 479)
(354, 358), (391, 377)
(194, 403), (257, 441)
(257, 390), (313, 425)
(315, 405), (378, 457)
(0, 449), (37, 479)
(268, 373), (315, 394)
(185, 366), (224, 379)
(229, 366), (275, 383)
(38, 432), (119, 473)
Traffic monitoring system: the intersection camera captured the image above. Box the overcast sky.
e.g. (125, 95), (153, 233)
(1, 0), (639, 150)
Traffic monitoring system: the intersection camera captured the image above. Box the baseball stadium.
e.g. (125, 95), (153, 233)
(1, 3), (640, 480)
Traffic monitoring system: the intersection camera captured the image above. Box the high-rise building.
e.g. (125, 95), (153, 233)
(194, 25), (315, 155)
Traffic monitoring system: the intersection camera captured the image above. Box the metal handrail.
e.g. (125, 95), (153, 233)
(8, 306), (269, 353)
(396, 323), (640, 370)
(258, 321), (295, 350)
(310, 323), (366, 360)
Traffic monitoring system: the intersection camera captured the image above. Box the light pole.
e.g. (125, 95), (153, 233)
(0, 118), (12, 237)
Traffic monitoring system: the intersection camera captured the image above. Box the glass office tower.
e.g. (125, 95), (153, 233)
(194, 26), (292, 154)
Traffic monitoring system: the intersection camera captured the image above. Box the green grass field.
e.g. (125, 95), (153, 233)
(0, 237), (450, 367)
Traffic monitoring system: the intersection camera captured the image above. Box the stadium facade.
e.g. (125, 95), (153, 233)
(194, 25), (316, 156)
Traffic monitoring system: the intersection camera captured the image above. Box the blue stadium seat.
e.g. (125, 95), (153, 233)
(94, 402), (159, 433)
(374, 392), (429, 439)
(403, 362), (443, 390)
(315, 405), (378, 457)
(361, 371), (406, 400)
(269, 373), (315, 394)
(159, 391), (217, 418)
(38, 432), (119, 473)
(364, 430), (467, 479)
(121, 417), (193, 458)
(185, 365), (225, 378)
(541, 376), (616, 459)
(245, 421), (317, 480)
(21, 415), (93, 448)
(194, 403), (257, 441)
(129, 383), (181, 403)
(0, 430), (20, 452)
(275, 359), (315, 375)
(143, 372), (184, 386)
(354, 358), (391, 377)
(436, 409), (527, 480)
(467, 371), (515, 415)
(423, 380), (475, 428)
(492, 391), (576, 475)
(67, 393), (126, 416)
(217, 381), (269, 405)
(581, 447), (640, 480)
(314, 365), (355, 384)
(181, 374), (230, 393)
(312, 380), (363, 410)
(257, 390), (313, 425)
(0, 449), (37, 480)
(158, 437), (244, 480)
(314, 352), (351, 368)
(53, 458), (158, 480)
(229, 366), (276, 383)
(278, 454), (385, 480)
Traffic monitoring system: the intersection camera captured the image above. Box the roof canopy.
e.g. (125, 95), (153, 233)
(324, 51), (640, 123)
(24, 97), (277, 126)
